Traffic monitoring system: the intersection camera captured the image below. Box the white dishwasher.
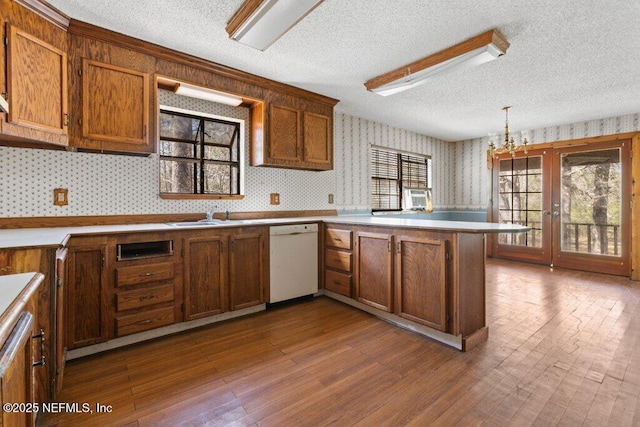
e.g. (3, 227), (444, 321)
(269, 224), (318, 303)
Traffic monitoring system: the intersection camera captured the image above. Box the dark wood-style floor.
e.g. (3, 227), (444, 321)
(41, 259), (640, 426)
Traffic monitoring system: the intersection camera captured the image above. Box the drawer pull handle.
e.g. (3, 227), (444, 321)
(332, 280), (341, 285)
(140, 272), (155, 277)
(139, 295), (155, 301)
(334, 238), (342, 242)
(138, 319), (154, 325)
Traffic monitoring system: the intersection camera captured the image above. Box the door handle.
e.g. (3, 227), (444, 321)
(553, 211), (560, 216)
(542, 210), (550, 215)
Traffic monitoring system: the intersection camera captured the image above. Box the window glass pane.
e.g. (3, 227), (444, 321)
(204, 163), (231, 194)
(204, 145), (230, 161)
(159, 113), (199, 140)
(560, 148), (621, 256)
(159, 140), (198, 158)
(204, 121), (236, 145)
(160, 160), (198, 193)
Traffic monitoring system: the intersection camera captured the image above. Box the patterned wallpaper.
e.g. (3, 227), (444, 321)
(1, 102), (638, 219)
(453, 113), (640, 208)
(0, 90), (336, 217)
(333, 112), (454, 213)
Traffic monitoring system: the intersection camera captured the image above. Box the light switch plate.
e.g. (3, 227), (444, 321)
(270, 193), (280, 205)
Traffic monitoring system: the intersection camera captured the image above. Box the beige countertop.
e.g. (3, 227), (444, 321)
(0, 216), (529, 250)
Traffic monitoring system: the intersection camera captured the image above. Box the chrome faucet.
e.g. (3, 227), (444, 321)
(206, 205), (218, 221)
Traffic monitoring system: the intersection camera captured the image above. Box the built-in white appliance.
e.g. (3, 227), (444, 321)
(269, 224), (318, 303)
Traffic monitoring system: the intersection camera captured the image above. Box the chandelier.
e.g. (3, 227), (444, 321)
(488, 106), (529, 158)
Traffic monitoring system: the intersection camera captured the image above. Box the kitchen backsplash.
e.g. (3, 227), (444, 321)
(0, 90), (336, 217)
(1, 99), (639, 219)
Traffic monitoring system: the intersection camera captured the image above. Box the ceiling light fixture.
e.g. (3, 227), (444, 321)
(488, 106), (529, 158)
(365, 29), (509, 96)
(226, 0), (324, 51)
(174, 83), (243, 107)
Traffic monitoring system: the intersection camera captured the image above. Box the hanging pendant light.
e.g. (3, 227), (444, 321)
(488, 106), (529, 158)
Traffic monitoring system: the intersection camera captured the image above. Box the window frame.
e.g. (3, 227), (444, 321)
(158, 105), (245, 200)
(371, 146), (432, 212)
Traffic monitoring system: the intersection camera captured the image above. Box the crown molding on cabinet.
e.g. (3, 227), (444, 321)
(67, 19), (338, 107)
(13, 0), (70, 29)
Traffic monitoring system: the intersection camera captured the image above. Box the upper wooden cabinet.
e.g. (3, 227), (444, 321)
(252, 91), (335, 171)
(67, 32), (154, 154)
(0, 9), (68, 148)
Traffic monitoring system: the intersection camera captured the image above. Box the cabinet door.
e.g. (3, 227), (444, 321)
(268, 103), (301, 163)
(229, 230), (265, 310)
(184, 236), (227, 320)
(355, 231), (393, 312)
(0, 312), (35, 427)
(303, 111), (332, 169)
(5, 24), (68, 145)
(66, 246), (107, 349)
(69, 34), (154, 154)
(54, 248), (68, 397)
(395, 236), (448, 331)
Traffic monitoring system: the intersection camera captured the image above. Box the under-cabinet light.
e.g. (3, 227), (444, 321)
(365, 29), (509, 96)
(227, 0), (324, 51)
(174, 83), (243, 107)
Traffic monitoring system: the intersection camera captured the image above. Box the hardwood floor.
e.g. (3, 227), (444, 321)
(41, 259), (640, 426)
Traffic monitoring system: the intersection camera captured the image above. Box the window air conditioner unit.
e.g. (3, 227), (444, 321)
(402, 188), (432, 212)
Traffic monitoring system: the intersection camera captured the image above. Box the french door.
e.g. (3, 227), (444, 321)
(492, 140), (631, 276)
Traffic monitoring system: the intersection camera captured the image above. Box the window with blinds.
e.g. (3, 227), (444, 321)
(371, 147), (432, 211)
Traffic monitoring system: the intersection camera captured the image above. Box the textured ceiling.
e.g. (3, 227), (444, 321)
(47, 0), (640, 141)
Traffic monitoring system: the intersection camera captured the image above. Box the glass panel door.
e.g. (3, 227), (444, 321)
(552, 142), (630, 275)
(492, 149), (552, 264)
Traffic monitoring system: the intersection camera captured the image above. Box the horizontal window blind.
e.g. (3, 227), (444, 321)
(371, 147), (431, 211)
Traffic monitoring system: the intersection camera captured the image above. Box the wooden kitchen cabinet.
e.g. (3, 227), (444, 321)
(110, 234), (180, 337)
(0, 313), (35, 426)
(0, 273), (43, 427)
(0, 248), (54, 404)
(68, 28), (154, 154)
(183, 234), (228, 320)
(395, 234), (448, 331)
(54, 248), (67, 397)
(65, 241), (108, 349)
(324, 226), (353, 297)
(354, 230), (394, 312)
(229, 228), (267, 310)
(0, 6), (68, 148)
(252, 91), (335, 171)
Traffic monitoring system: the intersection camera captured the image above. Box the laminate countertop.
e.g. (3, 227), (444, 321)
(0, 216), (529, 250)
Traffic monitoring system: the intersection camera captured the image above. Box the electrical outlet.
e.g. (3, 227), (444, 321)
(328, 194), (334, 204)
(270, 193), (280, 205)
(54, 188), (68, 206)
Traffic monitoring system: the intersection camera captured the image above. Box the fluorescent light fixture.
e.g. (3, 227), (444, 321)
(365, 29), (509, 96)
(227, 0), (324, 51)
(174, 83), (243, 107)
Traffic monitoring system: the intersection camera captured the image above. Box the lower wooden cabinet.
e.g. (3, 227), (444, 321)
(354, 230), (394, 312)
(66, 241), (107, 349)
(0, 312), (35, 427)
(229, 230), (266, 310)
(395, 235), (448, 331)
(0, 273), (43, 426)
(183, 235), (227, 320)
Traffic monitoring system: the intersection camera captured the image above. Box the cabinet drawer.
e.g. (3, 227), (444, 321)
(116, 284), (175, 311)
(325, 249), (352, 272)
(115, 262), (174, 287)
(115, 306), (174, 337)
(326, 229), (352, 250)
(325, 269), (351, 297)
